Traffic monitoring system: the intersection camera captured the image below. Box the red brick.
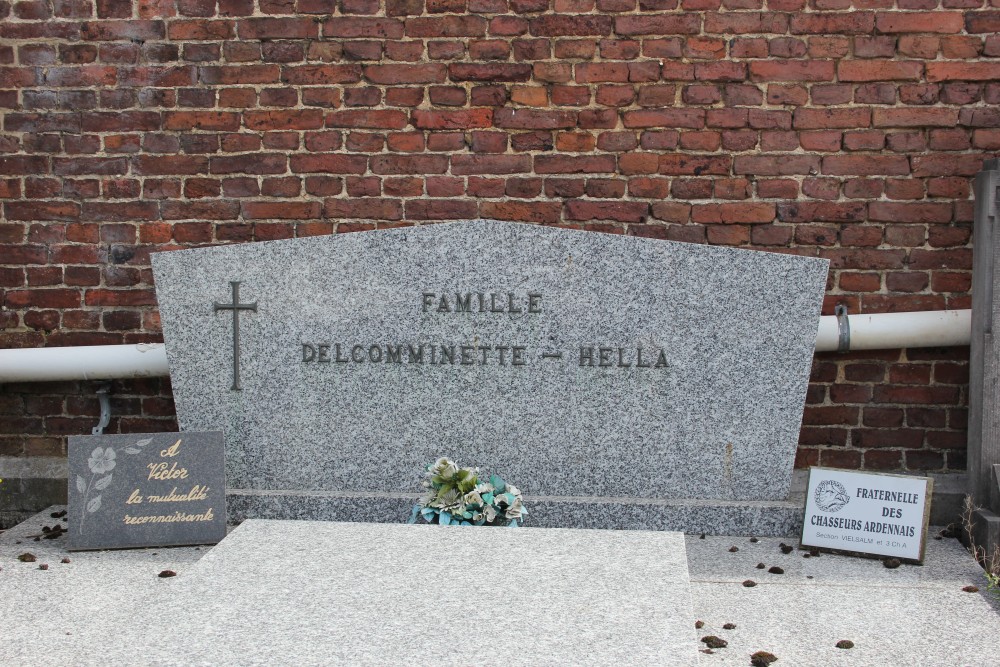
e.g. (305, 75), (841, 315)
(534, 155), (617, 174)
(325, 110), (409, 129)
(838, 60), (923, 82)
(405, 16), (488, 37)
(493, 108), (577, 129)
(405, 199), (478, 220)
(704, 12), (788, 34)
(281, 65), (362, 84)
(530, 15), (613, 36)
(750, 60), (835, 82)
(324, 198), (403, 219)
(734, 154), (820, 176)
(290, 154), (369, 174)
(449, 63), (532, 82)
(692, 202), (775, 224)
(791, 12), (875, 34)
(364, 64), (447, 84)
(451, 155), (531, 174)
(927, 62), (1000, 82)
(622, 109), (704, 129)
(822, 155), (910, 176)
(371, 155), (449, 174)
(873, 108), (960, 128)
(242, 201), (321, 220)
(869, 202), (953, 223)
(659, 154), (730, 175)
(322, 17), (404, 38)
(876, 11), (964, 33)
(793, 108), (871, 129)
(564, 200), (649, 222)
(480, 201), (561, 224)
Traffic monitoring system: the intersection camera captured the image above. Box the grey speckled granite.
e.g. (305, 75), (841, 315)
(118, 520), (699, 666)
(5, 509), (999, 667)
(227, 489), (806, 536)
(686, 533), (1000, 666)
(152, 221), (828, 526)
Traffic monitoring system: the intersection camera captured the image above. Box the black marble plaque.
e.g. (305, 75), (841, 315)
(67, 432), (226, 551)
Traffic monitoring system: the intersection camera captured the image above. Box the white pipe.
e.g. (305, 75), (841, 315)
(814, 309), (971, 352)
(0, 310), (974, 382)
(0, 343), (169, 383)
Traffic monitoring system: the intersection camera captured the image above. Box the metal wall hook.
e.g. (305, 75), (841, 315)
(91, 382), (112, 435)
(835, 304), (851, 353)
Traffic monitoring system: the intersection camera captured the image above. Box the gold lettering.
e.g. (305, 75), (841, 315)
(147, 461), (189, 481)
(160, 439), (181, 458)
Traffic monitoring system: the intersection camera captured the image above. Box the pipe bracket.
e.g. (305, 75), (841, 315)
(91, 382), (112, 435)
(835, 304), (851, 353)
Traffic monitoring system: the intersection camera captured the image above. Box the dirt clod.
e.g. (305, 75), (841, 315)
(701, 635), (728, 649)
(17, 553), (36, 563)
(779, 544), (793, 554)
(751, 650), (778, 666)
(729, 546), (739, 553)
(883, 558), (901, 569)
(695, 620), (705, 629)
(963, 585), (979, 593)
(723, 623), (737, 630)
(756, 562), (766, 569)
(61, 558), (71, 564)
(768, 566), (784, 575)
(158, 570), (177, 578)
(749, 537), (759, 543)
(836, 640), (855, 649)
(742, 579), (757, 587)
(38, 564), (48, 571)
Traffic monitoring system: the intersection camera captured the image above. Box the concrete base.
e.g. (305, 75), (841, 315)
(228, 489), (806, 536)
(0, 466), (971, 534)
(968, 506), (1000, 567)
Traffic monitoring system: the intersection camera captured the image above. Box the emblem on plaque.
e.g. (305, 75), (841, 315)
(814, 479), (850, 513)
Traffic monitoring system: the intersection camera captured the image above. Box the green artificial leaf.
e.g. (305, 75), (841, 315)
(490, 475), (506, 493)
(439, 511), (452, 525)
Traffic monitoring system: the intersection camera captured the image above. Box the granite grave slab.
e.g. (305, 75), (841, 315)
(152, 221), (828, 531)
(107, 520), (700, 665)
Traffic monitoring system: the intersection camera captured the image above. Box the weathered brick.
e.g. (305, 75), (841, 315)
(876, 11), (964, 33)
(838, 60), (923, 82)
(750, 60), (835, 82)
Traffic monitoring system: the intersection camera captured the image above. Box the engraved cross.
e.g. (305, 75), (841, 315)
(214, 281), (257, 391)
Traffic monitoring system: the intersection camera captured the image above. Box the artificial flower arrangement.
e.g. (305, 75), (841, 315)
(408, 457), (527, 527)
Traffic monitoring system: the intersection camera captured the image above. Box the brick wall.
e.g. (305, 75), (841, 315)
(1, 0), (993, 483)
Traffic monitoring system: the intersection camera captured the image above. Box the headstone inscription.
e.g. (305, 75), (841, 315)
(801, 467), (933, 562)
(152, 220), (829, 532)
(67, 432), (226, 550)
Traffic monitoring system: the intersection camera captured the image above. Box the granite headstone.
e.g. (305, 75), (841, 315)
(67, 432), (226, 550)
(152, 220), (828, 532)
